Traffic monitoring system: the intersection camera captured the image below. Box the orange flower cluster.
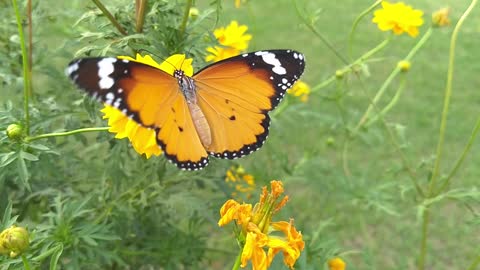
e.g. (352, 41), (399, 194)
(219, 180), (304, 270)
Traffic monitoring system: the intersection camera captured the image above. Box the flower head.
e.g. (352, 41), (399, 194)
(397, 60), (411, 72)
(6, 124), (24, 141)
(219, 180), (304, 270)
(205, 21), (252, 62)
(287, 80), (310, 102)
(432, 7), (450, 27)
(328, 257), (346, 270)
(101, 54), (193, 158)
(372, 1), (424, 37)
(0, 226), (29, 258)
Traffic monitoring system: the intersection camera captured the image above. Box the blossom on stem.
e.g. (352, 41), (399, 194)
(372, 1), (424, 37)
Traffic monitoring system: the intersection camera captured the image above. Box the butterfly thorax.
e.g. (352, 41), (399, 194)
(174, 69), (212, 148)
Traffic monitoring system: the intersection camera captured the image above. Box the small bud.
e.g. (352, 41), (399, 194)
(189, 7), (199, 19)
(328, 257), (346, 270)
(432, 7), (450, 27)
(0, 226), (30, 258)
(335, 69), (345, 79)
(397, 60), (411, 72)
(6, 124), (24, 141)
(326, 136), (335, 146)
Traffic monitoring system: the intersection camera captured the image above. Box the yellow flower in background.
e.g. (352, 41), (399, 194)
(372, 1), (424, 37)
(101, 54), (193, 158)
(225, 165), (256, 199)
(219, 180), (304, 270)
(205, 46), (241, 63)
(328, 257), (346, 270)
(0, 226), (29, 258)
(287, 80), (311, 102)
(206, 21), (252, 62)
(397, 60), (411, 72)
(432, 7), (450, 27)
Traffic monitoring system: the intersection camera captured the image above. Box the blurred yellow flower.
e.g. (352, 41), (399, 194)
(101, 54), (193, 158)
(0, 226), (29, 258)
(219, 180), (304, 270)
(397, 60), (411, 72)
(432, 7), (450, 27)
(205, 46), (241, 63)
(372, 1), (424, 37)
(328, 257), (346, 270)
(287, 80), (311, 102)
(225, 165), (256, 199)
(205, 21), (252, 62)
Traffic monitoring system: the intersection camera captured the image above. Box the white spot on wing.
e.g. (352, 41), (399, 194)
(67, 62), (79, 75)
(261, 53), (286, 75)
(99, 77), (114, 89)
(98, 58), (117, 89)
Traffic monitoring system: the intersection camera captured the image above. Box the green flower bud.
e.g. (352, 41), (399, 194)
(335, 69), (345, 79)
(397, 60), (411, 72)
(0, 226), (30, 257)
(326, 136), (335, 146)
(6, 124), (24, 141)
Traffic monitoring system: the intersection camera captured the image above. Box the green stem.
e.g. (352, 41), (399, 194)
(12, 0), (31, 136)
(466, 253), (480, 270)
(91, 0), (128, 36)
(428, 0), (477, 194)
(418, 208), (430, 270)
(293, 0), (349, 65)
(355, 28), (432, 132)
(27, 0), (33, 97)
(179, 0), (193, 36)
(231, 248), (243, 270)
(135, 0), (147, 33)
(26, 127), (110, 142)
(436, 116), (480, 195)
(21, 255), (31, 270)
(348, 0), (382, 59)
(364, 75), (407, 127)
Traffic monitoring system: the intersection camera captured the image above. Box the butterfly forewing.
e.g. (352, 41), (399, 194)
(193, 50), (305, 159)
(67, 57), (209, 170)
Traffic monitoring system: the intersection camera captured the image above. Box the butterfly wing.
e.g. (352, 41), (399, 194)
(193, 50), (305, 159)
(66, 58), (209, 170)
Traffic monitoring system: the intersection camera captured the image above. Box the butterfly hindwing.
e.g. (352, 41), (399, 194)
(193, 50), (305, 159)
(67, 57), (209, 170)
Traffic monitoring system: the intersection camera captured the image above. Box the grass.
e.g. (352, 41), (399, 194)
(1, 0), (479, 269)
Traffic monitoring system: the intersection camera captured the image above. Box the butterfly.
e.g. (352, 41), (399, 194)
(66, 50), (305, 170)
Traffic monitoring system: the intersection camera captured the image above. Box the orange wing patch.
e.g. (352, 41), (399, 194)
(118, 63), (209, 169)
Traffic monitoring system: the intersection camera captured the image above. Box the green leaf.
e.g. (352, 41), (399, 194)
(0, 151), (17, 168)
(20, 151), (39, 161)
(49, 244), (64, 270)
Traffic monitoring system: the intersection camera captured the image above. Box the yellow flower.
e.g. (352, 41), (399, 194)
(432, 7), (450, 27)
(225, 165), (256, 199)
(101, 54), (193, 158)
(372, 1), (424, 37)
(219, 180), (304, 270)
(0, 226), (29, 258)
(205, 21), (252, 62)
(328, 257), (346, 270)
(287, 80), (310, 102)
(205, 46), (241, 63)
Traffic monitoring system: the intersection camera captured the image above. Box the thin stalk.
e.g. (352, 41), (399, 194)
(428, 0), (477, 194)
(419, 1), (478, 270)
(293, 0), (349, 65)
(466, 253), (480, 270)
(26, 127), (110, 142)
(135, 0), (147, 33)
(355, 28), (432, 132)
(27, 0), (33, 97)
(12, 0), (31, 135)
(436, 116), (480, 195)
(364, 75), (407, 127)
(91, 0), (128, 36)
(348, 0), (382, 59)
(231, 248), (243, 270)
(418, 208), (430, 270)
(21, 255), (31, 270)
(179, 0), (193, 36)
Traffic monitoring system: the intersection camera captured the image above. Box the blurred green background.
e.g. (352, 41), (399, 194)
(1, 0), (479, 269)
